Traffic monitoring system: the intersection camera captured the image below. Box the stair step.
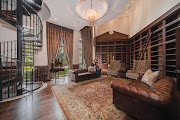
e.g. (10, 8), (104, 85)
(2, 66), (16, 69)
(22, 48), (33, 50)
(34, 44), (42, 47)
(23, 51), (34, 53)
(1, 13), (16, 18)
(23, 44), (42, 47)
(2, 73), (16, 78)
(2, 77), (18, 85)
(2, 62), (16, 67)
(33, 0), (43, 6)
(1, 12), (17, 26)
(23, 48), (42, 50)
(23, 40), (42, 43)
(1, 10), (17, 15)
(1, 69), (17, 74)
(23, 0), (42, 12)
(22, 55), (33, 56)
(1, 11), (17, 21)
(33, 48), (42, 51)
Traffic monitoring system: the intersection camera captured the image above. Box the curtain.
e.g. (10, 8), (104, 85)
(81, 26), (93, 67)
(62, 28), (73, 69)
(46, 22), (73, 79)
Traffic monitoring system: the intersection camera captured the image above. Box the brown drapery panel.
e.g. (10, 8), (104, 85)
(46, 22), (73, 79)
(81, 26), (93, 67)
(62, 28), (73, 69)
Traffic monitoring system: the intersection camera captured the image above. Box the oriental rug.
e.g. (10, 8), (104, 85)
(52, 77), (130, 120)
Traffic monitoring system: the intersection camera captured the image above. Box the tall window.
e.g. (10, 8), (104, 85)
(79, 39), (83, 69)
(57, 37), (69, 74)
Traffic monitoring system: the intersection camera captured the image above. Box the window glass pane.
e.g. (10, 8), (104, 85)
(56, 37), (69, 74)
(79, 40), (83, 68)
(79, 56), (82, 63)
(79, 42), (82, 49)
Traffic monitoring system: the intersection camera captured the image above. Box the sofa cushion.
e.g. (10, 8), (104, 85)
(75, 69), (88, 73)
(129, 80), (150, 89)
(141, 69), (160, 86)
(78, 72), (91, 76)
(126, 72), (139, 78)
(107, 69), (118, 74)
(88, 66), (95, 72)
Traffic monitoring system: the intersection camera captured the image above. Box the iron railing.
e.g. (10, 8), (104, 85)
(0, 0), (44, 101)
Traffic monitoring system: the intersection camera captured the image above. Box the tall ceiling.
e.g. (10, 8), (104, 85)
(43, 0), (129, 31)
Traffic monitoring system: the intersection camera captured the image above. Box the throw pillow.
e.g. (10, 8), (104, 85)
(88, 66), (94, 72)
(141, 69), (160, 86)
(93, 66), (96, 71)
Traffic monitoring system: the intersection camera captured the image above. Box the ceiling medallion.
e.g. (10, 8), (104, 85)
(75, 0), (109, 26)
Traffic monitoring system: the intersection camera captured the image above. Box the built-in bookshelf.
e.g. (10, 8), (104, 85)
(130, 5), (180, 80)
(165, 10), (179, 78)
(96, 32), (130, 70)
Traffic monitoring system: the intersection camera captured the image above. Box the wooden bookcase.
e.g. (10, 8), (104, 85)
(130, 5), (180, 80)
(96, 32), (130, 70)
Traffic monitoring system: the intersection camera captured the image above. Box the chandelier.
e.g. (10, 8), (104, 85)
(75, 0), (109, 25)
(86, 0), (98, 23)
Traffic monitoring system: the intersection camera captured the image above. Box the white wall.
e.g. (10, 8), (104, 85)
(0, 20), (17, 42)
(0, 20), (17, 61)
(34, 22), (48, 66)
(96, 16), (129, 36)
(96, 0), (179, 37)
(129, 0), (180, 37)
(73, 30), (81, 64)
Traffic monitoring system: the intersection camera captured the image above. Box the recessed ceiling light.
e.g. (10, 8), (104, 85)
(126, 11), (128, 14)
(132, 1), (134, 3)
(73, 25), (75, 27)
(55, 18), (57, 20)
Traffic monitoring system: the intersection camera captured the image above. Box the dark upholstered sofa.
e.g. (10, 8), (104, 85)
(111, 76), (174, 120)
(72, 69), (101, 82)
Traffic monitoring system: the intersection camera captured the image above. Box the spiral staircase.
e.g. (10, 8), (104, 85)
(0, 0), (45, 101)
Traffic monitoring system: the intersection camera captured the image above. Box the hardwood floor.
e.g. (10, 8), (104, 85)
(0, 75), (178, 120)
(0, 76), (69, 120)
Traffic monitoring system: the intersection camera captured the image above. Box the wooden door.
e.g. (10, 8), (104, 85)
(176, 27), (180, 90)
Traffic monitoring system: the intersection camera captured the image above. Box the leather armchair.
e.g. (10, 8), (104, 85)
(111, 76), (174, 120)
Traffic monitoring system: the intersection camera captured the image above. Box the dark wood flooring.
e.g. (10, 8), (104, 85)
(0, 76), (68, 120)
(0, 76), (179, 120)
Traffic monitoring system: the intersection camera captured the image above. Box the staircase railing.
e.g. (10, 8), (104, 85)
(0, 54), (22, 100)
(0, 0), (44, 101)
(0, 54), (46, 100)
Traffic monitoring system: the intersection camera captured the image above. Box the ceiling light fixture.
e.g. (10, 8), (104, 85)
(75, 0), (109, 26)
(86, 0), (98, 24)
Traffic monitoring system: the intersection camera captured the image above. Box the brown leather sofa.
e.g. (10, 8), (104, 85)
(72, 69), (101, 82)
(111, 76), (174, 120)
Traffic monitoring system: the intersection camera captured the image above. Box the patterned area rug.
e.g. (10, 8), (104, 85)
(52, 77), (131, 120)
